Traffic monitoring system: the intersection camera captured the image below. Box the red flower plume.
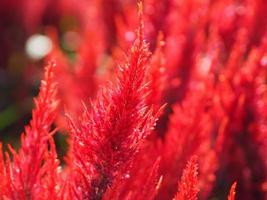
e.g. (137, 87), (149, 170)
(68, 3), (160, 199)
(0, 62), (60, 199)
(173, 156), (199, 200)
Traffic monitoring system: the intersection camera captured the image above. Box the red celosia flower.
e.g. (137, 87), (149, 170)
(0, 62), (60, 199)
(67, 4), (160, 199)
(158, 89), (214, 199)
(173, 156), (199, 200)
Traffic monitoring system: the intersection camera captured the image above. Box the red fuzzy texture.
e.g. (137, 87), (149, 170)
(1, 1), (267, 200)
(0, 62), (60, 199)
(173, 156), (199, 200)
(146, 32), (166, 109)
(67, 5), (159, 199)
(103, 150), (162, 200)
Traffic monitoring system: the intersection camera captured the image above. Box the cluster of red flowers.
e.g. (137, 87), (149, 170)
(1, 0), (267, 199)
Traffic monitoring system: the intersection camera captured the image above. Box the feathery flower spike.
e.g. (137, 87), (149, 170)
(68, 3), (160, 200)
(173, 156), (199, 200)
(0, 62), (59, 199)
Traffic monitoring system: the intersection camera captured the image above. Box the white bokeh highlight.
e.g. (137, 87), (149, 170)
(25, 34), (52, 60)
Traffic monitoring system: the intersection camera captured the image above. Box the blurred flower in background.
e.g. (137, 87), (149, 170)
(0, 0), (92, 148)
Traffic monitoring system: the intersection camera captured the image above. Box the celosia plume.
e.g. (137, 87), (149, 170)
(0, 62), (60, 199)
(67, 4), (160, 199)
(173, 156), (199, 200)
